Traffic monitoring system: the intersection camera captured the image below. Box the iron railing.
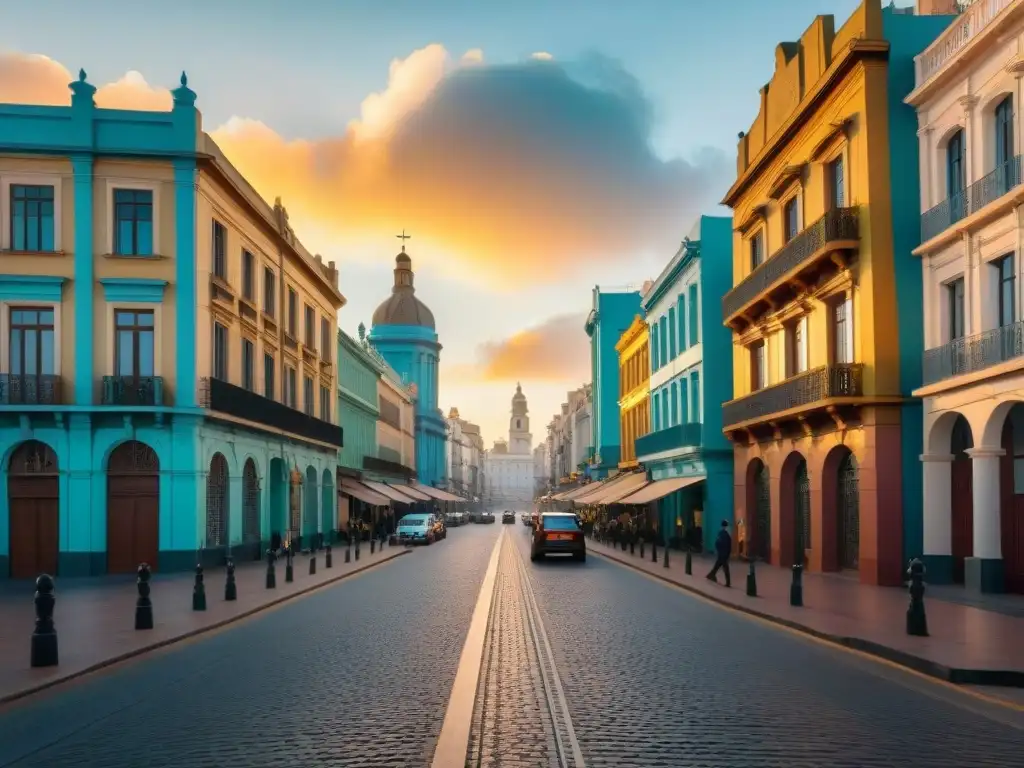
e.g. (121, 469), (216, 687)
(0, 373), (62, 405)
(922, 320), (1024, 386)
(722, 363), (864, 428)
(723, 207), (859, 320)
(199, 377), (343, 447)
(635, 422), (702, 458)
(920, 155), (1023, 242)
(102, 376), (163, 406)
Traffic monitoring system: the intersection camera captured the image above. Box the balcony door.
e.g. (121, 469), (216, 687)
(995, 95), (1014, 196)
(947, 130), (966, 220)
(115, 310), (154, 382)
(8, 308), (55, 404)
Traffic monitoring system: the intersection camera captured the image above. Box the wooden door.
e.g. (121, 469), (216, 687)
(106, 441), (160, 574)
(7, 441), (59, 579)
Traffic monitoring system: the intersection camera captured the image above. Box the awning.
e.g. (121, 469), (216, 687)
(572, 472), (634, 504)
(413, 483), (465, 503)
(619, 476), (705, 505)
(340, 479), (390, 506)
(588, 472), (650, 505)
(562, 484), (599, 501)
(360, 480), (416, 504)
(388, 482), (432, 501)
(550, 487), (578, 501)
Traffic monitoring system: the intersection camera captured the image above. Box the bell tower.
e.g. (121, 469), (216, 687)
(509, 383), (532, 455)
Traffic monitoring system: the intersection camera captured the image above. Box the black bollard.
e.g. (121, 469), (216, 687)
(225, 560), (237, 601)
(135, 563), (154, 630)
(192, 564), (207, 611)
(326, 544), (333, 568)
(663, 543), (670, 568)
(285, 548), (294, 583)
(906, 558), (929, 637)
(355, 542), (361, 561)
(790, 563), (803, 607)
(345, 545), (351, 564)
(371, 539), (376, 555)
(30, 574), (58, 668)
(629, 539), (635, 555)
(640, 540), (645, 559)
(265, 549), (277, 589)
(685, 549), (692, 575)
(309, 551), (317, 575)
(746, 559), (757, 597)
(651, 540), (657, 562)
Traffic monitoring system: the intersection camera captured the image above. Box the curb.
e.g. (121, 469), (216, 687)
(1, 548), (411, 706)
(591, 546), (1024, 688)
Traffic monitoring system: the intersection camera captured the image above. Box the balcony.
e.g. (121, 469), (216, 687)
(635, 422), (702, 459)
(920, 156), (1023, 243)
(914, 0), (1014, 89)
(723, 208), (859, 328)
(0, 374), (63, 405)
(722, 364), (864, 430)
(199, 377), (343, 447)
(102, 376), (164, 406)
(922, 320), (1024, 387)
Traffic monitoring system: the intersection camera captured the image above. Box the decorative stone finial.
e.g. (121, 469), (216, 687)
(79, 69), (87, 82)
(180, 71), (188, 87)
(172, 70), (197, 108)
(357, 322), (366, 341)
(69, 69), (97, 106)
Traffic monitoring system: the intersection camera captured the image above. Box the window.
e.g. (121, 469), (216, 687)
(241, 338), (255, 391)
(786, 318), (808, 377)
(826, 155), (845, 210)
(783, 197), (799, 242)
(995, 96), (1014, 195)
(304, 305), (315, 347)
(995, 254), (1015, 328)
(113, 189), (153, 256)
(948, 278), (965, 341)
(287, 288), (297, 335)
(749, 231), (764, 270)
(690, 371), (701, 424)
(303, 375), (314, 416)
(688, 284), (699, 346)
(320, 317), (331, 362)
(661, 389), (669, 430)
(677, 294), (687, 352)
(651, 324), (660, 370)
(320, 385), (331, 421)
(263, 268), (276, 316)
(750, 341), (766, 390)
(264, 352), (275, 399)
(658, 316), (668, 367)
(9, 308), (55, 377)
(832, 298), (853, 364)
(652, 391), (661, 429)
(668, 306), (677, 360)
(679, 379), (689, 424)
(212, 220), (227, 278)
(669, 380), (678, 426)
(242, 250), (255, 300)
(947, 130), (966, 199)
(114, 310), (155, 378)
(10, 185), (55, 252)
(213, 322), (229, 380)
(285, 366), (297, 407)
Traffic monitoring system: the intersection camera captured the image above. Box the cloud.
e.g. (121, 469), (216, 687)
(475, 313), (590, 382)
(0, 47), (730, 287)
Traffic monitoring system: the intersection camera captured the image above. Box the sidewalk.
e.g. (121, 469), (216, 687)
(0, 543), (409, 705)
(591, 539), (1024, 687)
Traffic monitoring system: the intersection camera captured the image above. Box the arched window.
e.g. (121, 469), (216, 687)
(947, 129), (966, 199)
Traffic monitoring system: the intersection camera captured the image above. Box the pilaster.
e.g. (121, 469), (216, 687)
(71, 155), (94, 405)
(964, 446), (1007, 593)
(173, 159), (198, 407)
(919, 452), (954, 583)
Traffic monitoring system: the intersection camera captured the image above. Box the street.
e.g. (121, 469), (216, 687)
(1, 520), (1022, 768)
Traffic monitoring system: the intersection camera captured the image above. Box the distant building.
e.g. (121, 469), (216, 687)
(483, 385), (534, 505)
(615, 314), (650, 469)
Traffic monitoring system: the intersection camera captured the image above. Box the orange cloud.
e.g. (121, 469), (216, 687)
(0, 48), (729, 287)
(476, 314), (590, 382)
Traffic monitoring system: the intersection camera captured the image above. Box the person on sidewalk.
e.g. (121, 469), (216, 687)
(707, 520), (733, 587)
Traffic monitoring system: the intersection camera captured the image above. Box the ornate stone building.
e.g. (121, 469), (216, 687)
(484, 384), (535, 505)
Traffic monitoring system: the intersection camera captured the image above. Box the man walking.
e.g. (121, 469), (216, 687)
(707, 520), (733, 587)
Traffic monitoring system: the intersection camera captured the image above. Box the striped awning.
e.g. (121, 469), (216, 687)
(340, 479), (390, 506)
(619, 476), (705, 505)
(587, 472), (650, 505)
(572, 472), (635, 504)
(360, 480), (416, 504)
(413, 483), (465, 502)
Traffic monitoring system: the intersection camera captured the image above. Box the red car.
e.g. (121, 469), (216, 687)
(530, 513), (586, 563)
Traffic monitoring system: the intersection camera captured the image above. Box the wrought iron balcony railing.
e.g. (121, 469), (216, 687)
(635, 422), (702, 458)
(920, 155), (1023, 242)
(922, 320), (1024, 387)
(199, 377), (343, 447)
(0, 373), (62, 405)
(723, 207), (859, 321)
(722, 364), (864, 429)
(102, 376), (164, 406)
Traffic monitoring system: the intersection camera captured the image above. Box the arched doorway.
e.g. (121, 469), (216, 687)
(837, 452), (860, 570)
(206, 453), (229, 553)
(784, 454), (810, 567)
(8, 440), (59, 578)
(242, 458), (261, 559)
(999, 404), (1024, 594)
(951, 414), (973, 584)
(303, 466), (318, 546)
(750, 459), (771, 562)
(321, 468), (334, 540)
(107, 440), (159, 574)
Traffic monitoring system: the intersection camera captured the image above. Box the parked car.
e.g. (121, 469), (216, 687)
(521, 512), (531, 526)
(502, 510), (516, 524)
(530, 513), (585, 562)
(481, 511), (495, 524)
(432, 516), (447, 540)
(396, 514), (436, 545)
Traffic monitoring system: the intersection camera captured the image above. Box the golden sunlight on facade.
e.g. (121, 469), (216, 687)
(616, 314), (650, 469)
(377, 368), (417, 474)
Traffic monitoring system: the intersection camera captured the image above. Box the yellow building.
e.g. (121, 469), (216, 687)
(615, 315), (650, 469)
(720, 0), (950, 587)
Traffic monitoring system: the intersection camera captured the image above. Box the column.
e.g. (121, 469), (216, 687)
(173, 159), (198, 407)
(965, 447), (1006, 593)
(71, 156), (94, 405)
(64, 414), (98, 575)
(959, 95), (977, 189)
(916, 124), (933, 214)
(920, 453), (953, 583)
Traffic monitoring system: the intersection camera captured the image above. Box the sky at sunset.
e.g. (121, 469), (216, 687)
(0, 0), (862, 446)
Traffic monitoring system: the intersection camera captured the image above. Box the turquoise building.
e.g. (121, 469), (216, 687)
(635, 217), (734, 552)
(585, 287), (643, 479)
(368, 249), (446, 488)
(337, 328), (380, 476)
(0, 72), (344, 579)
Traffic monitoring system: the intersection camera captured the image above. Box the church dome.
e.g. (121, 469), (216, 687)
(371, 250), (435, 329)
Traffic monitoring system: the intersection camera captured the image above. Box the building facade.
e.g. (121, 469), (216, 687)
(369, 342), (417, 483)
(720, 1), (951, 586)
(615, 315), (650, 469)
(533, 443), (549, 496)
(337, 327), (379, 480)
(635, 217), (735, 552)
(586, 287), (643, 478)
(907, 0), (1024, 593)
(1, 72), (345, 579)
(544, 385), (592, 488)
(483, 385), (534, 505)
(369, 249), (446, 488)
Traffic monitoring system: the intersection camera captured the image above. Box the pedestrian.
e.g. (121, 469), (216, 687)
(707, 520), (733, 587)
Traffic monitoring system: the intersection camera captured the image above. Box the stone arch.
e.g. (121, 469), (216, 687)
(935, 122), (965, 152)
(106, 440), (160, 574)
(743, 458), (771, 562)
(321, 468), (335, 541)
(822, 444), (858, 572)
(927, 409), (972, 455)
(7, 440), (59, 579)
(242, 457), (261, 556)
(981, 399), (1024, 449)
(779, 451), (809, 568)
(302, 465), (318, 548)
(205, 453), (229, 551)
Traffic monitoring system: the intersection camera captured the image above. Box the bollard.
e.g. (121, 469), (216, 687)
(640, 540), (645, 559)
(621, 539), (627, 552)
(685, 549), (692, 575)
(285, 547), (294, 583)
(746, 559), (757, 597)
(265, 549), (277, 589)
(371, 539), (376, 555)
(629, 539), (635, 556)
(30, 574), (58, 668)
(192, 564), (207, 611)
(355, 543), (361, 561)
(326, 544), (333, 569)
(309, 551), (317, 575)
(663, 543), (670, 568)
(906, 558), (929, 637)
(135, 563), (154, 630)
(651, 540), (658, 563)
(225, 560), (237, 601)
(345, 545), (351, 564)
(789, 563), (803, 607)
